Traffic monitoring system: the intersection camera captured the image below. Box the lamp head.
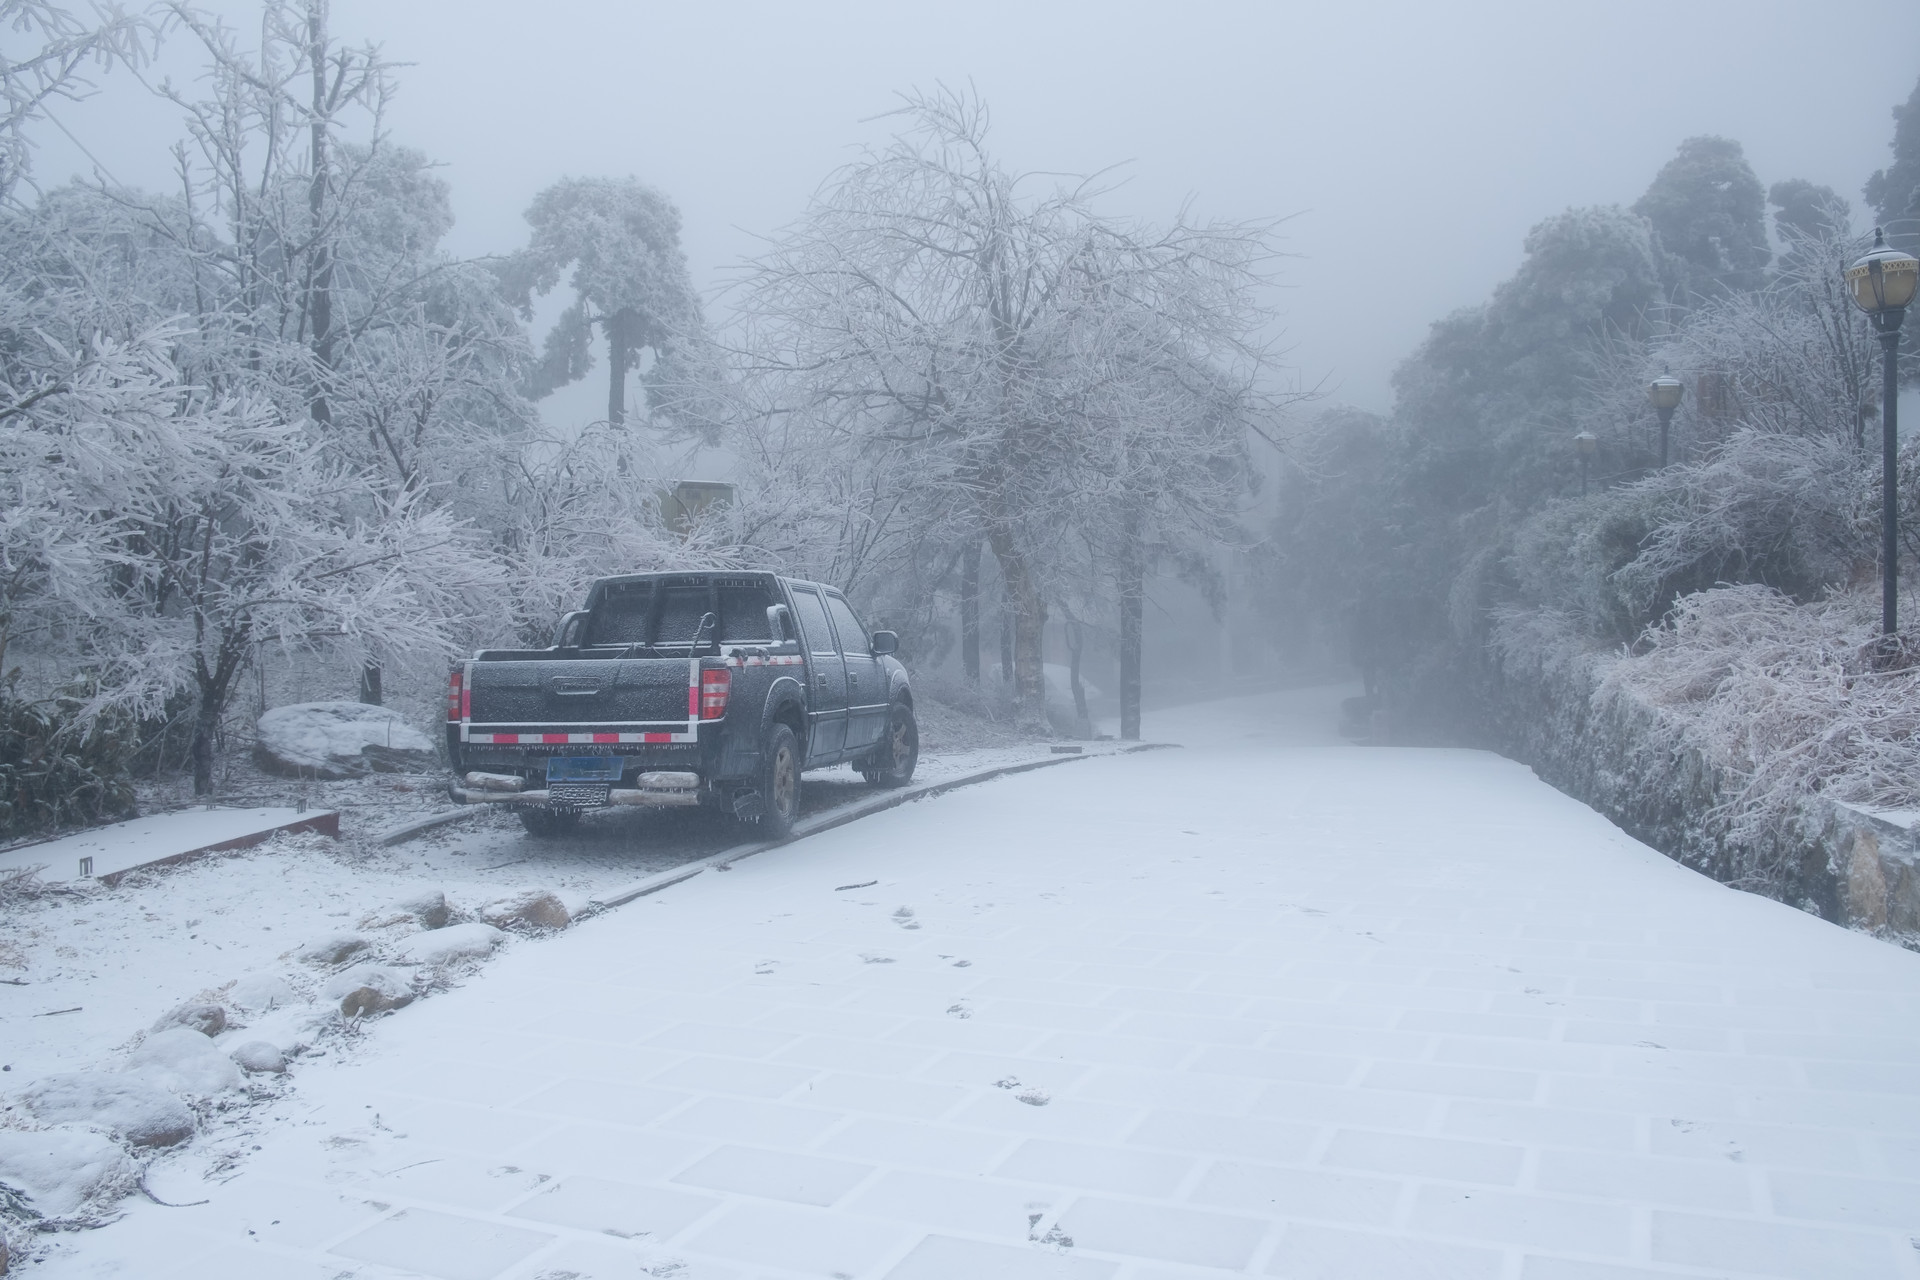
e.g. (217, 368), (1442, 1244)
(1845, 228), (1919, 315)
(1648, 375), (1684, 412)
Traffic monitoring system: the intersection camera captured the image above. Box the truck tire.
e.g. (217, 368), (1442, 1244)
(517, 807), (581, 838)
(860, 701), (918, 788)
(757, 723), (801, 838)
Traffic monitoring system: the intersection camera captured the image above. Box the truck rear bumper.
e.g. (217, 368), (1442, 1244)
(448, 770), (705, 810)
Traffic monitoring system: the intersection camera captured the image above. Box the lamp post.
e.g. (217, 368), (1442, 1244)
(1573, 431), (1598, 496)
(1648, 374), (1683, 468)
(1844, 227), (1919, 640)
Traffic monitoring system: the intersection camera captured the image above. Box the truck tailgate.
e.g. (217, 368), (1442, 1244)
(466, 657), (693, 729)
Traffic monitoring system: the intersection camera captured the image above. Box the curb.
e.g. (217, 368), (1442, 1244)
(373, 806), (486, 846)
(584, 741), (1175, 914)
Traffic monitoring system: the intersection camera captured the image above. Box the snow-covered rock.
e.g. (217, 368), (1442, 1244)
(227, 973), (299, 1012)
(480, 889), (571, 931)
(393, 922), (504, 966)
(294, 933), (369, 966)
(18, 1073), (195, 1148)
(0, 1126), (137, 1220)
(149, 1001), (226, 1037)
(125, 1027), (244, 1099)
(229, 1041), (286, 1074)
(362, 888), (450, 931)
(254, 701), (435, 779)
(323, 963), (414, 1018)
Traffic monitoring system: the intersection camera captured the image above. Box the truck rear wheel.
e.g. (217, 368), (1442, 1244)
(860, 702), (918, 788)
(517, 807), (581, 838)
(757, 723), (801, 838)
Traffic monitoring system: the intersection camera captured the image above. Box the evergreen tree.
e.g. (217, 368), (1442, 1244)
(1633, 136), (1771, 298)
(1864, 75), (1920, 256)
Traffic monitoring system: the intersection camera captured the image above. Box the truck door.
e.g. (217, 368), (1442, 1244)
(827, 592), (887, 754)
(788, 586), (848, 763)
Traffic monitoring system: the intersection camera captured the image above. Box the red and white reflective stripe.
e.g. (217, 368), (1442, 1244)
(467, 730), (697, 745)
(724, 653), (806, 668)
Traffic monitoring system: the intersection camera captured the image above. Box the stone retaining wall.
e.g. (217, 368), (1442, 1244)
(1478, 627), (1920, 950)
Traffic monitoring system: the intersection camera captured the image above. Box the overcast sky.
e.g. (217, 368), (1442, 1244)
(28, 0), (1920, 420)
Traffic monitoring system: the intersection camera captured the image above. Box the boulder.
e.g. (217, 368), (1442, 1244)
(362, 889), (451, 931)
(323, 963), (414, 1018)
(254, 702), (435, 780)
(0, 1126), (137, 1220)
(125, 1027), (244, 1099)
(294, 933), (370, 966)
(18, 1073), (195, 1148)
(227, 973), (299, 1012)
(393, 922), (504, 967)
(150, 1001), (226, 1037)
(480, 890), (571, 931)
(229, 1042), (286, 1075)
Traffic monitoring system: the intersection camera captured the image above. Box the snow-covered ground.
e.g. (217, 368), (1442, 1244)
(0, 716), (1083, 1089)
(10, 683), (1920, 1278)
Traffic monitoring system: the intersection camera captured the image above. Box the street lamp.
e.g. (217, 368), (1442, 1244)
(1844, 227), (1919, 640)
(1573, 431), (1598, 496)
(1648, 374), (1683, 468)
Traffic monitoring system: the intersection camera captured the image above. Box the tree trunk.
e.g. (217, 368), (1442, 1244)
(606, 310), (629, 427)
(358, 660), (383, 706)
(190, 680), (224, 796)
(306, 0), (334, 427)
(960, 539), (981, 682)
(1066, 618), (1091, 739)
(988, 530), (1047, 731)
(1118, 509), (1144, 741)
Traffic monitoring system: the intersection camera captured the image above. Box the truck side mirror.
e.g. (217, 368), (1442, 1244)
(869, 630), (899, 656)
(553, 610), (588, 648)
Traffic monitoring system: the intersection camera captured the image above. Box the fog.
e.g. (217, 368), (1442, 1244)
(31, 0), (1917, 417)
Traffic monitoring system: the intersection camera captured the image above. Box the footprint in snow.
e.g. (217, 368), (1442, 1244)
(946, 1002), (972, 1019)
(860, 953), (896, 965)
(892, 907), (920, 930)
(993, 1076), (1021, 1090)
(1015, 1087), (1050, 1107)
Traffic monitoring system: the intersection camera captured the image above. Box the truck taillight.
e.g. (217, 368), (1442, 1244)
(700, 667), (731, 720)
(446, 668), (465, 721)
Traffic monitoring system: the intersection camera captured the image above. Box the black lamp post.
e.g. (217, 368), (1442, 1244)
(1648, 374), (1683, 468)
(1844, 228), (1918, 639)
(1573, 431), (1598, 496)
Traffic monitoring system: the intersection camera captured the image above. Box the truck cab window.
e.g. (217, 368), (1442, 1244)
(717, 585), (776, 643)
(584, 582), (652, 646)
(825, 595), (869, 653)
(790, 588), (838, 654)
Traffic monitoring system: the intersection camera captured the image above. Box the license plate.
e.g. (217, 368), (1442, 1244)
(548, 756), (621, 783)
(547, 782), (612, 807)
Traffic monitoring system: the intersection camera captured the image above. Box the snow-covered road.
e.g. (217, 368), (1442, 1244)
(25, 686), (1920, 1279)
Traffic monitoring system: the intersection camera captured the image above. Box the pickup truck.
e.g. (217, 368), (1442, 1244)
(444, 571), (918, 838)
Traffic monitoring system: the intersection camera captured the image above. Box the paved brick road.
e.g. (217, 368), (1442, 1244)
(42, 690), (1920, 1279)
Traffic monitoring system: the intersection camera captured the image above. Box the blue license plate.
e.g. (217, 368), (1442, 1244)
(547, 756), (621, 783)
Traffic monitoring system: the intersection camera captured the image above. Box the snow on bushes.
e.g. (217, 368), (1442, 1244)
(0, 1128), (137, 1223)
(254, 702), (435, 779)
(1598, 583), (1920, 851)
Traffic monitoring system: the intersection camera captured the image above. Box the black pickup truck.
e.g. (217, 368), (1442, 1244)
(445, 572), (917, 837)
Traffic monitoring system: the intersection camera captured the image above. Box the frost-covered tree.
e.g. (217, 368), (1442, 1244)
(0, 0), (151, 200)
(1633, 135), (1771, 299)
(504, 176), (703, 428)
(729, 89), (1282, 728)
(1864, 74), (1920, 258)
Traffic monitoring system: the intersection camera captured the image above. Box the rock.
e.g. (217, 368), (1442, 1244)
(0, 1126), (137, 1220)
(480, 890), (571, 931)
(393, 922), (504, 966)
(227, 973), (299, 1012)
(294, 933), (370, 966)
(254, 701), (435, 780)
(323, 963), (414, 1018)
(362, 889), (450, 931)
(150, 1001), (226, 1037)
(18, 1073), (195, 1148)
(125, 1027), (245, 1099)
(229, 1041), (286, 1074)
